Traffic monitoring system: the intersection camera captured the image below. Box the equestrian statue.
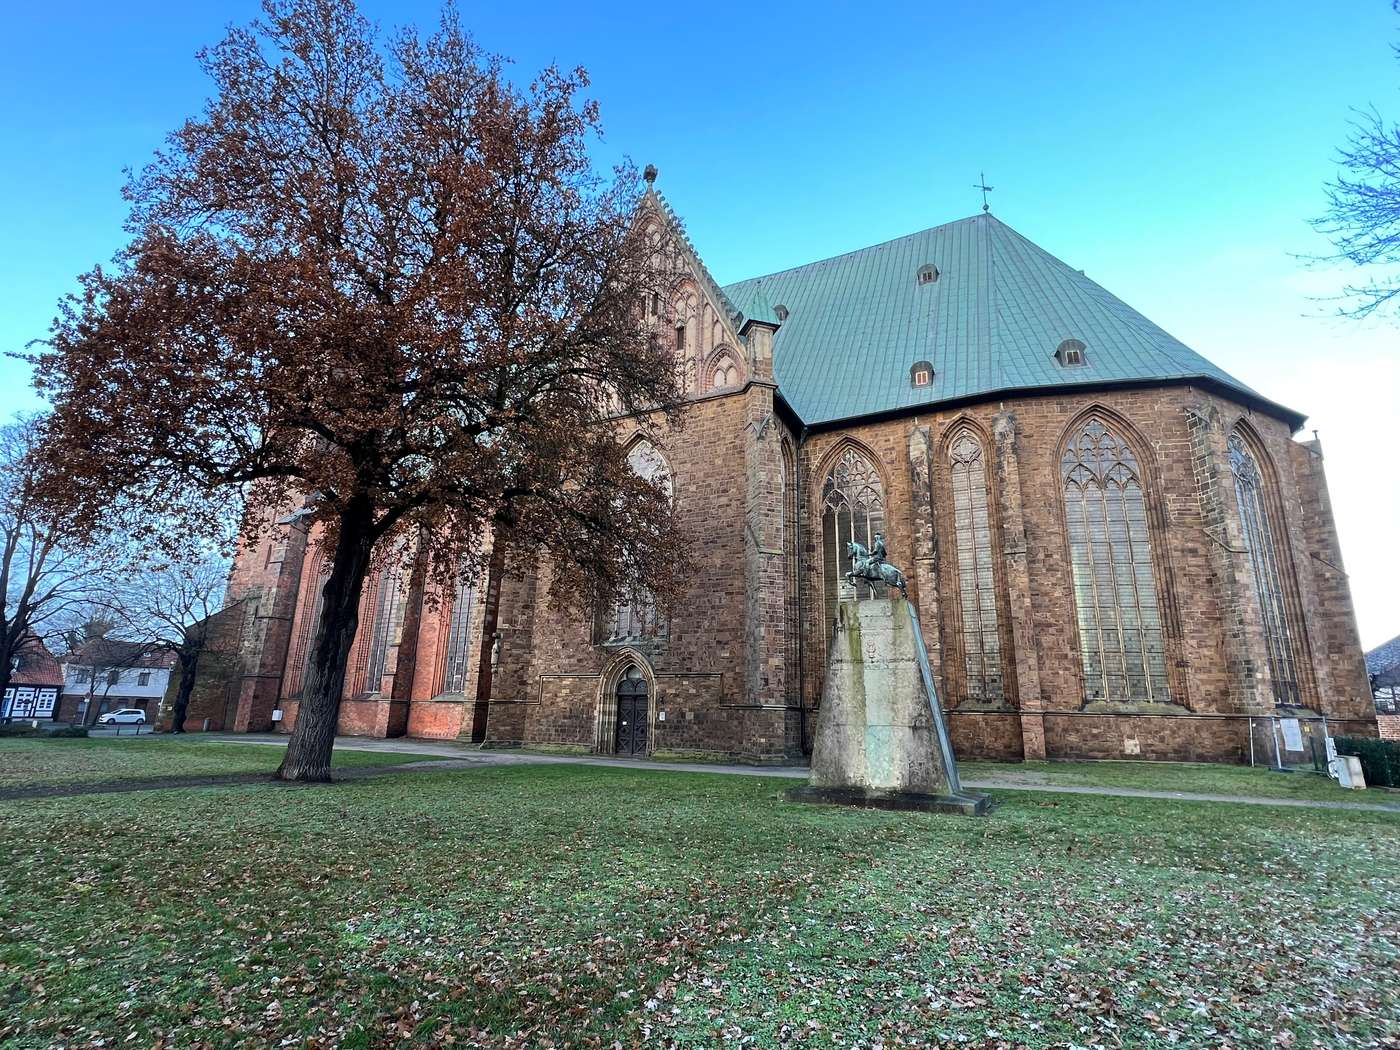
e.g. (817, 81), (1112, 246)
(845, 532), (908, 599)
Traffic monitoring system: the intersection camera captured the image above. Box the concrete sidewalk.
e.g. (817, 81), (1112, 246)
(201, 733), (1400, 815)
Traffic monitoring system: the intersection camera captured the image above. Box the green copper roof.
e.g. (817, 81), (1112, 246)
(720, 213), (1299, 428)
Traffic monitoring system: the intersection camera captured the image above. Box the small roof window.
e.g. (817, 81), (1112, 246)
(910, 360), (934, 388)
(917, 264), (939, 286)
(1055, 339), (1087, 367)
(774, 303), (789, 322)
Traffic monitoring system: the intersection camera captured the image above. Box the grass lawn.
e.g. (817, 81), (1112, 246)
(0, 737), (437, 789)
(959, 758), (1385, 803)
(1, 766), (1397, 1048)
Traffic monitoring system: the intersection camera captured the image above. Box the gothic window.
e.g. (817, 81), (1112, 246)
(711, 353), (738, 390)
(605, 441), (671, 643)
(440, 575), (477, 694)
(1228, 431), (1304, 706)
(1061, 417), (1170, 702)
(949, 432), (1004, 702)
(821, 446), (886, 629)
(293, 551), (328, 695)
(364, 558), (407, 692)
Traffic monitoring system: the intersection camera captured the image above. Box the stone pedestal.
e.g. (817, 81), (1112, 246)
(787, 598), (989, 816)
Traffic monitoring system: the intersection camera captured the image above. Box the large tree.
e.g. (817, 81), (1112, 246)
(1, 415), (112, 716)
(1314, 1), (1400, 320)
(30, 0), (687, 780)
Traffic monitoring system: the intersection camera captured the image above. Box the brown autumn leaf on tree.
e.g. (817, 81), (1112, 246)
(28, 0), (690, 780)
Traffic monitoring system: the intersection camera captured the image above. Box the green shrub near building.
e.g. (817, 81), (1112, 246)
(1335, 735), (1400, 788)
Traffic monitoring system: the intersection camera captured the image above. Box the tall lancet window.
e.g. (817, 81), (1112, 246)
(292, 551), (327, 696)
(949, 432), (1004, 702)
(821, 446), (886, 630)
(605, 441), (671, 642)
(1228, 431), (1303, 706)
(1061, 417), (1170, 702)
(364, 558), (408, 692)
(440, 574), (477, 694)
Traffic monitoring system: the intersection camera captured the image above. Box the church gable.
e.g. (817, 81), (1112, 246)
(636, 185), (750, 397)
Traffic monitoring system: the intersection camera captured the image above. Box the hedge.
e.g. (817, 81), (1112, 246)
(1333, 735), (1400, 789)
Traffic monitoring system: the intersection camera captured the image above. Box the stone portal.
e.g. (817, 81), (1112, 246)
(787, 598), (989, 816)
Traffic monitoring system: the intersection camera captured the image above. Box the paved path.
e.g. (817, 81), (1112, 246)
(8, 733), (1398, 814)
(191, 734), (1400, 815)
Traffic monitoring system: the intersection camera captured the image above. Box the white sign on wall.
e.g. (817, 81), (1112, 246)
(1280, 717), (1304, 752)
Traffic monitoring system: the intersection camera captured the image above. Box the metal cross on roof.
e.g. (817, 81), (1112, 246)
(974, 172), (994, 213)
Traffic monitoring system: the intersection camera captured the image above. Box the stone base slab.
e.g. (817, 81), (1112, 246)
(785, 784), (991, 816)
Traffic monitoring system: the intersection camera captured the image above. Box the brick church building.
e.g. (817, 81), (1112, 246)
(207, 186), (1378, 764)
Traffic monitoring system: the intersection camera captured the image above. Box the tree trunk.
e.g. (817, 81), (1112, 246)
(276, 496), (378, 782)
(169, 648), (200, 733)
(0, 626), (20, 722)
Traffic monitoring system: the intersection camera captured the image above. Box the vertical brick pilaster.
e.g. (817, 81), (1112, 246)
(231, 510), (309, 732)
(992, 411), (1046, 759)
(742, 380), (786, 718)
(906, 426), (945, 696)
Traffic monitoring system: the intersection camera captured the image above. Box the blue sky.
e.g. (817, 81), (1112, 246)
(1, 0), (1397, 647)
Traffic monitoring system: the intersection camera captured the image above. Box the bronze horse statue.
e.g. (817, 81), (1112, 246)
(845, 534), (908, 599)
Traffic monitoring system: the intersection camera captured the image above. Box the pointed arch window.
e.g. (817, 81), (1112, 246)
(949, 432), (1004, 702)
(1061, 417), (1171, 702)
(364, 557), (408, 692)
(291, 551), (327, 696)
(710, 353), (739, 390)
(440, 574), (477, 694)
(604, 441), (671, 642)
(1228, 431), (1303, 706)
(821, 446), (886, 629)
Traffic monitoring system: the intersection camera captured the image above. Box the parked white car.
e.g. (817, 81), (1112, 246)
(97, 708), (147, 725)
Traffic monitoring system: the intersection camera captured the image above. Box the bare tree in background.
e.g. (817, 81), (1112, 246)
(115, 559), (231, 733)
(1, 416), (112, 719)
(1314, 1), (1400, 320)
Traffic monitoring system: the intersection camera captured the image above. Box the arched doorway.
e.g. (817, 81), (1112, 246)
(614, 666), (649, 756)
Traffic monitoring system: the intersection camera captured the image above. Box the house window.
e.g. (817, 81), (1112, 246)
(1229, 431), (1304, 706)
(821, 446), (886, 629)
(1061, 416), (1171, 702)
(107, 669), (120, 686)
(917, 264), (939, 285)
(949, 432), (1003, 702)
(910, 360), (934, 388)
(138, 672), (151, 687)
(1055, 339), (1087, 367)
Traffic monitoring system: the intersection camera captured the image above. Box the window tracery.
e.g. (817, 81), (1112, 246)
(1061, 416), (1170, 702)
(949, 432), (1003, 702)
(1228, 430), (1304, 706)
(821, 446), (886, 629)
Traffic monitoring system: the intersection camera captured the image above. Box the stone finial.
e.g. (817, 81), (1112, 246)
(643, 164), (658, 185)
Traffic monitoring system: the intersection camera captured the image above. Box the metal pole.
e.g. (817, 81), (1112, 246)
(1270, 716), (1283, 769)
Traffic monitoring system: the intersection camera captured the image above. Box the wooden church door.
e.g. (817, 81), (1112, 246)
(614, 667), (648, 756)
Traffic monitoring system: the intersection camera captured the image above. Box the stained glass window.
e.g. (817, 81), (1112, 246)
(821, 447), (886, 629)
(1228, 431), (1303, 706)
(949, 432), (1003, 702)
(1061, 417), (1170, 701)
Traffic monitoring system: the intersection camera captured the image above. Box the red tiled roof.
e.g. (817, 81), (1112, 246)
(9, 636), (64, 687)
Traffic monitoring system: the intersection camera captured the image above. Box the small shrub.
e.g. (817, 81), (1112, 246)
(1333, 735), (1400, 788)
(0, 723), (41, 737)
(48, 725), (89, 738)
